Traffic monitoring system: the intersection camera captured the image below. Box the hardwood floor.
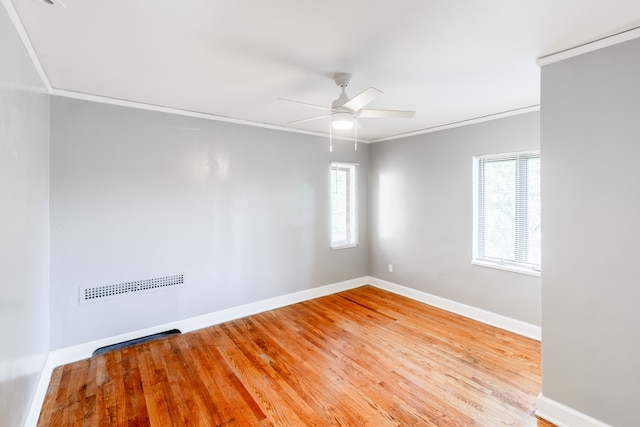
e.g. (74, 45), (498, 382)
(38, 286), (555, 426)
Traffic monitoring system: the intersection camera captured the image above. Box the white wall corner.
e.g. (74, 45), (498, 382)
(536, 394), (613, 427)
(365, 276), (541, 340)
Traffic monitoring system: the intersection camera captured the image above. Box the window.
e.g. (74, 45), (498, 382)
(330, 162), (357, 249)
(473, 151), (541, 275)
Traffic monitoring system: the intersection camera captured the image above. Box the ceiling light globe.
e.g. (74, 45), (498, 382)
(332, 112), (354, 130)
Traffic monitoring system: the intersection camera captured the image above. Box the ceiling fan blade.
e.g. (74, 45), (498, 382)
(358, 109), (416, 119)
(278, 98), (333, 112)
(287, 114), (331, 126)
(342, 87), (382, 112)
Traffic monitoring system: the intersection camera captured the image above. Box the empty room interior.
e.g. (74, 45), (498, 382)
(2, 1), (640, 426)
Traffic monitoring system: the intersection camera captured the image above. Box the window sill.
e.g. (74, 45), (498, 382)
(472, 260), (541, 277)
(331, 243), (358, 251)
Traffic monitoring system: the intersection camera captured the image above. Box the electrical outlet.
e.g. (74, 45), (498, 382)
(388, 264), (393, 273)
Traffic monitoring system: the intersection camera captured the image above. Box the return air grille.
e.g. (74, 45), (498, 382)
(80, 274), (184, 303)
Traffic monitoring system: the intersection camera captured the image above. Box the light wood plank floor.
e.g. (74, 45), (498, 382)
(39, 286), (555, 426)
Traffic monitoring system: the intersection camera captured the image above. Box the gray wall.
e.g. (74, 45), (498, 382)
(0, 4), (50, 427)
(369, 112), (541, 325)
(50, 97), (369, 349)
(541, 38), (640, 426)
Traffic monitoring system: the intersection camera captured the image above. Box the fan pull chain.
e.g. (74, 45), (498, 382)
(354, 116), (358, 150)
(329, 124), (333, 152)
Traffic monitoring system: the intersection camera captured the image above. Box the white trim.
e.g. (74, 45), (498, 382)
(46, 277), (367, 367)
(537, 26), (640, 66)
(25, 277), (368, 425)
(366, 276), (541, 340)
(50, 89), (358, 142)
(2, 0), (543, 148)
(369, 105), (540, 143)
(330, 243), (358, 250)
(472, 260), (541, 277)
(46, 275), (540, 366)
(472, 150), (541, 277)
(474, 149), (540, 161)
(24, 354), (56, 427)
(27, 275), (543, 424)
(1, 0), (359, 146)
(536, 394), (613, 427)
(1, 0), (52, 91)
(51, 89), (540, 145)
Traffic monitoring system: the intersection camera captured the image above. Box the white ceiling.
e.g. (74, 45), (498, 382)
(9, 0), (640, 141)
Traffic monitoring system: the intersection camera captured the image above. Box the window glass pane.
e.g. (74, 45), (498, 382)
(331, 168), (348, 244)
(484, 159), (516, 261)
(526, 157), (541, 265)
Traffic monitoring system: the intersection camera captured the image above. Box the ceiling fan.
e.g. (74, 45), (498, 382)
(281, 73), (415, 132)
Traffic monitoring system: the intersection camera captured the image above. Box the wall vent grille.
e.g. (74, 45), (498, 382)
(80, 274), (184, 303)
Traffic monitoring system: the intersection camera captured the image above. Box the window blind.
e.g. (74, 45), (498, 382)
(475, 151), (540, 271)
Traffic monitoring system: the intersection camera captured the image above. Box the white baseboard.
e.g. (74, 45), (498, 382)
(366, 276), (541, 341)
(27, 275), (542, 426)
(23, 353), (56, 427)
(25, 276), (367, 426)
(48, 276), (539, 369)
(536, 394), (613, 427)
(50, 276), (368, 367)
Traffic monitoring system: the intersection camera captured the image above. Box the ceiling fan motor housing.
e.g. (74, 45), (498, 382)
(332, 73), (353, 111)
(333, 72), (352, 87)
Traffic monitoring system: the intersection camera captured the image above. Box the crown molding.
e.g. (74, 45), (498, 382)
(369, 105), (540, 143)
(537, 26), (640, 66)
(1, 0), (360, 143)
(1, 0), (53, 91)
(50, 89), (361, 142)
(5, 0), (538, 147)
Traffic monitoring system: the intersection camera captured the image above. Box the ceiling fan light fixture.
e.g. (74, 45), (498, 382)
(331, 112), (354, 130)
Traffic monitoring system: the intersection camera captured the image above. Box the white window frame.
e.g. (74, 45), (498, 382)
(330, 162), (358, 250)
(472, 150), (541, 276)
